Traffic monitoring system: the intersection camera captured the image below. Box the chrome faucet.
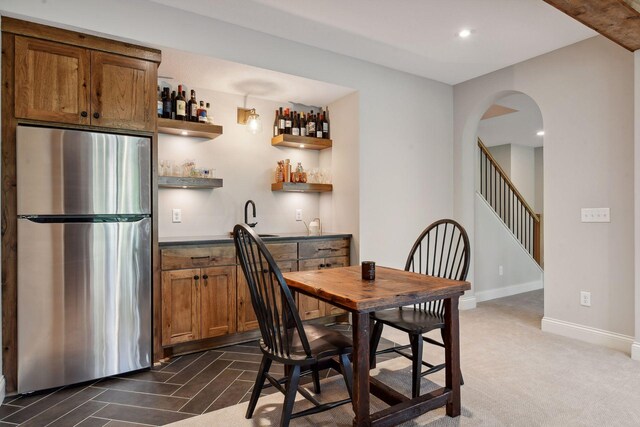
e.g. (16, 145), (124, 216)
(244, 200), (257, 228)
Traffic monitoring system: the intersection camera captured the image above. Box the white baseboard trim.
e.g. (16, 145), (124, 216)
(0, 375), (5, 403)
(632, 342), (640, 361)
(541, 317), (634, 355)
(475, 280), (543, 303)
(459, 295), (476, 310)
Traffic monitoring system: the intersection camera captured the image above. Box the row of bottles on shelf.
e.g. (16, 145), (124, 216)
(273, 107), (330, 139)
(158, 84), (213, 124)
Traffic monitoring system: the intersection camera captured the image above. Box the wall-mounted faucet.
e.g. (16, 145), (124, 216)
(244, 200), (257, 228)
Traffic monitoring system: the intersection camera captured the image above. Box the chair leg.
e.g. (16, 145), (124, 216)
(280, 364), (301, 427)
(311, 365), (321, 394)
(369, 320), (384, 369)
(246, 355), (272, 419)
(339, 353), (354, 402)
(409, 333), (424, 398)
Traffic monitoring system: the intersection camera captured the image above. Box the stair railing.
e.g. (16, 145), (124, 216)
(478, 139), (541, 265)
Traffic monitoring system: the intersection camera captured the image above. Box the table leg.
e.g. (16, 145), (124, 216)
(444, 295), (461, 417)
(352, 312), (371, 426)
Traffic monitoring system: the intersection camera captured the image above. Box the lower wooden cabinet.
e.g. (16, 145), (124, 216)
(162, 266), (236, 346)
(237, 260), (296, 332)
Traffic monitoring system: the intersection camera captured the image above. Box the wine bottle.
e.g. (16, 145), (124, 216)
(316, 114), (324, 138)
(307, 110), (315, 137)
(175, 85), (187, 120)
(285, 108), (292, 134)
(300, 112), (307, 137)
(273, 109), (279, 137)
(278, 107), (286, 134)
(157, 86), (163, 118)
(188, 90), (198, 122)
(323, 107), (330, 139)
(170, 91), (176, 120)
(292, 112), (300, 136)
(161, 88), (172, 119)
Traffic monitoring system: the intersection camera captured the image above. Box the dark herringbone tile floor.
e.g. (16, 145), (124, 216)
(0, 324), (399, 426)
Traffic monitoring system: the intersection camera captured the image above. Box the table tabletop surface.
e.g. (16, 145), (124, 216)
(283, 265), (471, 313)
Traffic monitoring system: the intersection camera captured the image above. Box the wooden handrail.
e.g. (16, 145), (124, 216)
(478, 139), (539, 223)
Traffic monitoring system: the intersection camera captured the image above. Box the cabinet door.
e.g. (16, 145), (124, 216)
(162, 269), (200, 346)
(90, 51), (156, 131)
(323, 256), (350, 316)
(237, 261), (295, 332)
(14, 36), (90, 125)
(200, 266), (237, 339)
(297, 258), (328, 320)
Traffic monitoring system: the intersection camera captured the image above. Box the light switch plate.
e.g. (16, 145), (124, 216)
(581, 208), (610, 223)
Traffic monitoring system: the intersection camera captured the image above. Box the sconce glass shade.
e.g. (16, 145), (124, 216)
(246, 109), (262, 134)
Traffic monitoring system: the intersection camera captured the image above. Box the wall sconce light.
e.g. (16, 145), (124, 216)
(237, 107), (262, 135)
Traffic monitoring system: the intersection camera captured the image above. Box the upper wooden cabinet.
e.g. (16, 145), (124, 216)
(7, 17), (160, 132)
(90, 51), (156, 132)
(14, 36), (90, 125)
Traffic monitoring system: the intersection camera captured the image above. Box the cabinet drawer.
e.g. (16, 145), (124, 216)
(299, 238), (349, 259)
(264, 242), (297, 261)
(161, 245), (236, 270)
(298, 256), (349, 271)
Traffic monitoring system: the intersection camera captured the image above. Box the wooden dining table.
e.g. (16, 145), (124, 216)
(283, 265), (471, 427)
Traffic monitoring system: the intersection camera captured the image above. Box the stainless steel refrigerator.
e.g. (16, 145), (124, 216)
(16, 125), (152, 393)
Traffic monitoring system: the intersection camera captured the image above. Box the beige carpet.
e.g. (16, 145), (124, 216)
(168, 291), (640, 426)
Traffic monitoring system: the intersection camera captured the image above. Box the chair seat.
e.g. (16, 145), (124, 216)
(372, 308), (445, 334)
(291, 325), (352, 360)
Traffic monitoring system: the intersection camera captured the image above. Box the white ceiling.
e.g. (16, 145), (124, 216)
(477, 94), (544, 148)
(149, 0), (596, 85)
(158, 47), (355, 106)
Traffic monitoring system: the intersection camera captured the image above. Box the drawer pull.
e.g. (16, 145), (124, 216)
(191, 256), (211, 261)
(318, 248), (339, 252)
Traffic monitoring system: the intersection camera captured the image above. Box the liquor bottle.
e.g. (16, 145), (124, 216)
(300, 112), (307, 137)
(316, 114), (324, 138)
(205, 102), (212, 123)
(285, 108), (292, 134)
(197, 101), (207, 122)
(323, 107), (330, 139)
(292, 112), (300, 136)
(273, 109), (279, 137)
(307, 110), (315, 137)
(188, 90), (198, 122)
(175, 85), (187, 120)
(161, 88), (172, 119)
(157, 86), (163, 118)
(278, 107), (286, 134)
(170, 91), (176, 120)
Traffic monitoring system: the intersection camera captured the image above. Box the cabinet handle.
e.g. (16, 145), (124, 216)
(318, 264), (325, 269)
(318, 248), (339, 252)
(194, 275), (200, 280)
(325, 263), (332, 268)
(93, 112), (100, 119)
(80, 111), (88, 117)
(202, 274), (208, 280)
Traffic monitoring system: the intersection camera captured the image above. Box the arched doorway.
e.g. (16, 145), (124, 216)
(472, 92), (544, 323)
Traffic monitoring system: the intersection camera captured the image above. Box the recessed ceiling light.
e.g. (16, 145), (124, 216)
(181, 131), (188, 136)
(537, 130), (545, 136)
(458, 29), (472, 38)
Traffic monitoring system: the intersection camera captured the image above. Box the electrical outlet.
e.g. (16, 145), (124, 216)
(172, 208), (182, 223)
(580, 291), (591, 307)
(295, 209), (302, 221)
(498, 265), (504, 276)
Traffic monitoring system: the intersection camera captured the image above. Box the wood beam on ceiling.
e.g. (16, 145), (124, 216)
(543, 0), (640, 51)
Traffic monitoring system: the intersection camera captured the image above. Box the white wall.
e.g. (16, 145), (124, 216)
(475, 194), (543, 302)
(158, 88), (345, 237)
(487, 144), (511, 178)
(454, 36), (635, 349)
(534, 147), (544, 213)
(510, 144), (535, 209)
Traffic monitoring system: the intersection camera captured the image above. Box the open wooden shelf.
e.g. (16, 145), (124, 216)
(271, 134), (332, 150)
(157, 118), (223, 139)
(159, 176), (223, 189)
(271, 182), (332, 193)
